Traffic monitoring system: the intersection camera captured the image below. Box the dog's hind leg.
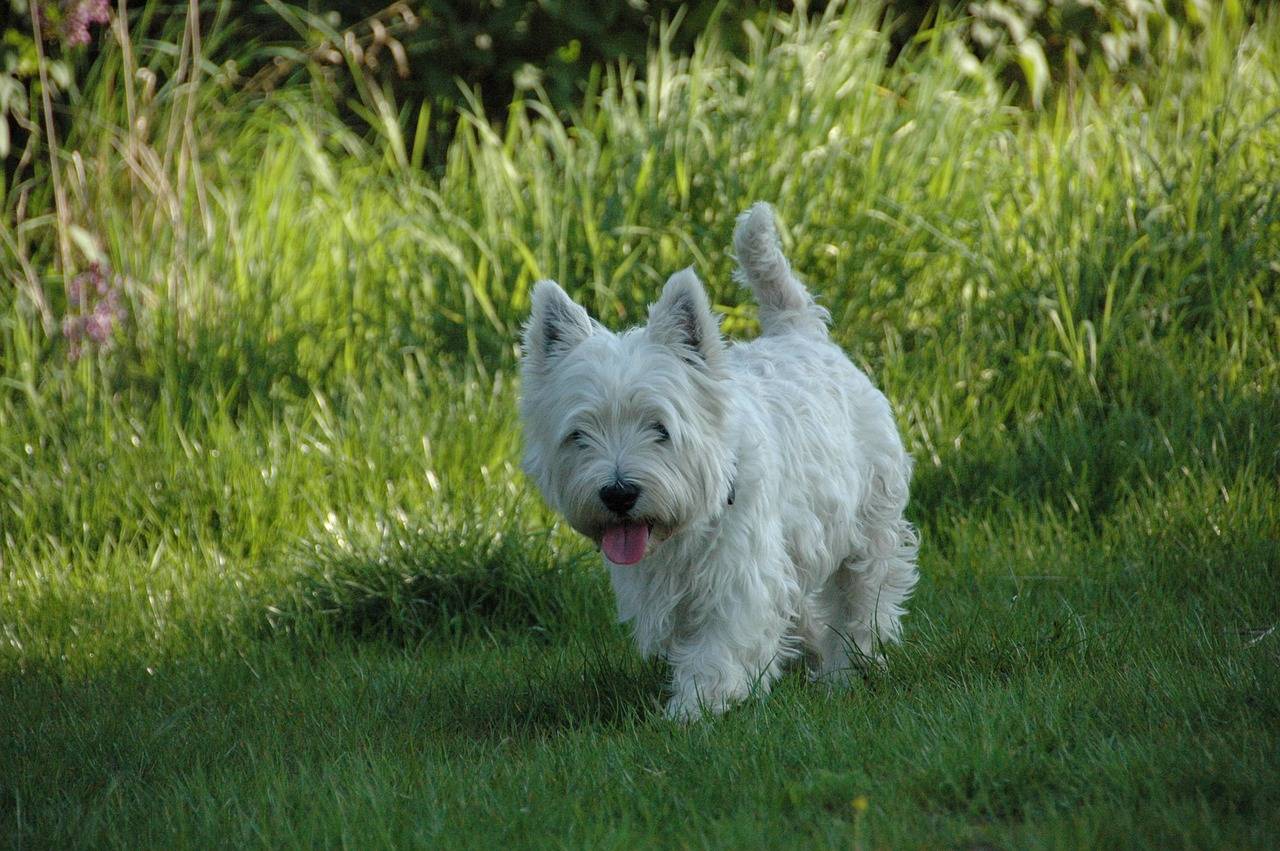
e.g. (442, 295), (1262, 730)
(844, 525), (918, 662)
(813, 472), (919, 680)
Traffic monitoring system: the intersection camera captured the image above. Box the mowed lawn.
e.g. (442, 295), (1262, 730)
(2, 4), (1279, 848)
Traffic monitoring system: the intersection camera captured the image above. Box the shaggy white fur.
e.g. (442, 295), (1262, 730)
(520, 203), (919, 721)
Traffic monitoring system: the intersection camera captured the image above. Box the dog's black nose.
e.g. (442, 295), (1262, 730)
(599, 480), (641, 514)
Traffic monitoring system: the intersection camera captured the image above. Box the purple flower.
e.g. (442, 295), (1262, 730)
(63, 7), (91, 47)
(66, 263), (106, 304)
(89, 263), (107, 295)
(84, 0), (109, 24)
(41, 0), (111, 47)
(84, 311), (111, 344)
(62, 314), (84, 342)
(60, 260), (128, 359)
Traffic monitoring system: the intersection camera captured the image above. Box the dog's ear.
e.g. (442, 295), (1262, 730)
(647, 268), (724, 370)
(523, 280), (593, 373)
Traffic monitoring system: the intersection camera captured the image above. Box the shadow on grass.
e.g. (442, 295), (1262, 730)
(1, 630), (667, 761)
(910, 377), (1280, 544)
(263, 523), (612, 645)
(249, 522), (675, 735)
(242, 517), (673, 736)
(416, 638), (669, 736)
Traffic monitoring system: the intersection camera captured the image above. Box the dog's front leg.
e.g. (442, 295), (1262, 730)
(660, 525), (796, 721)
(663, 609), (788, 722)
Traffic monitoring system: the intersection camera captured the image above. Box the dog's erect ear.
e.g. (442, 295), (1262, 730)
(647, 268), (724, 370)
(523, 280), (593, 372)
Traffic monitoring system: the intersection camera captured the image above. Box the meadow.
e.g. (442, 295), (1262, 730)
(1, 2), (1278, 847)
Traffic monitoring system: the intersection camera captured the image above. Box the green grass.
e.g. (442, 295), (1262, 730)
(2, 2), (1279, 847)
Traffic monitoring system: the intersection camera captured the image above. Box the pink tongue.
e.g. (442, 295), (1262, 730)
(602, 522), (650, 565)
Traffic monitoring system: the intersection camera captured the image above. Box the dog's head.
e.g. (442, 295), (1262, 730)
(519, 269), (736, 565)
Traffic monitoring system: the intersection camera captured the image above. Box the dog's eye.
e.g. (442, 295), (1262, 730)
(565, 429), (587, 448)
(652, 422), (670, 443)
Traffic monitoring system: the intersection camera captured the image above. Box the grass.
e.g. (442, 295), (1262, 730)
(2, 2), (1279, 847)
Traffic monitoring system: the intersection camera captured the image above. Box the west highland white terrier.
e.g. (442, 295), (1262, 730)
(519, 203), (918, 720)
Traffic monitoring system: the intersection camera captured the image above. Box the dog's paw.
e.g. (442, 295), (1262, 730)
(663, 695), (704, 724)
(663, 692), (733, 723)
(664, 689), (737, 723)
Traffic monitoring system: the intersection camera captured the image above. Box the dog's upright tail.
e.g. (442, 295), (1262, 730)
(733, 202), (830, 338)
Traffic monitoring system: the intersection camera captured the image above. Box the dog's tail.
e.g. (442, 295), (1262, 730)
(733, 202), (830, 338)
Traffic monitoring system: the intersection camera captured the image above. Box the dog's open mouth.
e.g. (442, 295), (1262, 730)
(601, 521), (651, 565)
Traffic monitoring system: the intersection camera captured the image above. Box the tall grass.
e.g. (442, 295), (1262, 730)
(2, 0), (1275, 611)
(5, 4), (1275, 393)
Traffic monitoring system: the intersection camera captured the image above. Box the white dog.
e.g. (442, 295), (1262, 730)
(520, 203), (918, 720)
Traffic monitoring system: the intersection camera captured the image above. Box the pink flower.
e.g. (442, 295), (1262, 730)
(60, 261), (127, 359)
(89, 263), (107, 295)
(63, 7), (91, 46)
(85, 0), (109, 24)
(62, 314), (84, 342)
(84, 311), (111, 344)
(41, 0), (111, 47)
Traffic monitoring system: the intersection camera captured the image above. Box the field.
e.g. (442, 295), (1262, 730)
(2, 3), (1278, 847)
